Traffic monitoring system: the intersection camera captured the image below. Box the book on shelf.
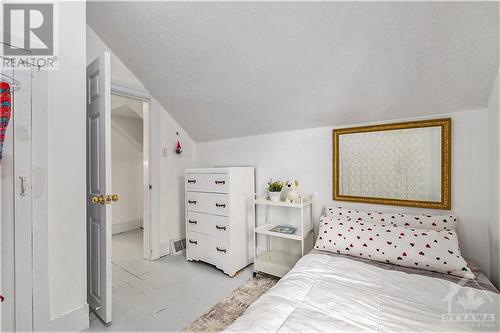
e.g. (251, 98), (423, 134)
(269, 225), (297, 235)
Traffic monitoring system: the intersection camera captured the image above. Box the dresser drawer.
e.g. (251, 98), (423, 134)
(187, 212), (228, 236)
(213, 219), (229, 267)
(186, 231), (210, 261)
(213, 241), (229, 268)
(185, 173), (229, 193)
(206, 174), (229, 193)
(186, 212), (209, 235)
(185, 174), (204, 191)
(186, 192), (229, 216)
(214, 219), (230, 245)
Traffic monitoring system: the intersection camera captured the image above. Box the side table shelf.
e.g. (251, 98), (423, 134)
(252, 194), (314, 278)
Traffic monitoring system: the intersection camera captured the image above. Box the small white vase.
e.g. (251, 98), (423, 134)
(268, 191), (281, 202)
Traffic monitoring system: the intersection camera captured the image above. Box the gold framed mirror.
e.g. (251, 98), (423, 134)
(333, 118), (451, 210)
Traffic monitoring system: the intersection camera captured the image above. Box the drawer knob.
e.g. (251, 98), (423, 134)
(214, 180), (225, 185)
(188, 220), (197, 224)
(189, 239), (198, 244)
(187, 179), (197, 184)
(188, 200), (197, 204)
(216, 247), (227, 253)
(216, 225), (226, 230)
(215, 203), (226, 208)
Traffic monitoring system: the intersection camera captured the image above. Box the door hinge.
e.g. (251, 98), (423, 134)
(149, 184), (152, 190)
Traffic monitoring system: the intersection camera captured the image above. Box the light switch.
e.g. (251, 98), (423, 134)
(162, 147), (168, 157)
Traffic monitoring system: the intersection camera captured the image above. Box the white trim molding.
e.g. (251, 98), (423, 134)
(160, 242), (170, 257)
(111, 83), (151, 102)
(49, 304), (89, 332)
(112, 219), (143, 235)
(109, 88), (153, 261)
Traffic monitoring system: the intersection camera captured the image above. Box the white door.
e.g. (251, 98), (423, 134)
(1, 68), (33, 331)
(86, 53), (112, 323)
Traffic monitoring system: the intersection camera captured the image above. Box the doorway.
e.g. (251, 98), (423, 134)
(110, 93), (148, 262)
(87, 53), (153, 325)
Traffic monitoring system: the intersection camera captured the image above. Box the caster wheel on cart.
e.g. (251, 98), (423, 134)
(253, 271), (257, 278)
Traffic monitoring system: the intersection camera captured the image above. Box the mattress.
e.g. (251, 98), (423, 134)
(310, 250), (499, 294)
(226, 252), (500, 332)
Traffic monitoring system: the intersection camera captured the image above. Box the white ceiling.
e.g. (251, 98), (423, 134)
(88, 2), (499, 142)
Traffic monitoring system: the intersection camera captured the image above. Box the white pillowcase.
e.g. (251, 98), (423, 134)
(326, 206), (457, 231)
(315, 215), (474, 278)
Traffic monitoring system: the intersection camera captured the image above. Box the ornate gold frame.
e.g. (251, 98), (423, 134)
(333, 118), (451, 210)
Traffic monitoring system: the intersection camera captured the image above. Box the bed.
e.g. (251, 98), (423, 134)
(226, 250), (499, 332)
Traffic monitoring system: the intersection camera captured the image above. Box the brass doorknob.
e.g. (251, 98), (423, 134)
(92, 195), (106, 205)
(91, 194), (118, 204)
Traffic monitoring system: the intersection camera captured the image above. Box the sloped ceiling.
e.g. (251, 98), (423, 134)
(87, 2), (499, 142)
(111, 94), (143, 119)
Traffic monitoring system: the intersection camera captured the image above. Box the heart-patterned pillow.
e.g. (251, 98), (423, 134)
(315, 215), (474, 278)
(326, 206), (457, 231)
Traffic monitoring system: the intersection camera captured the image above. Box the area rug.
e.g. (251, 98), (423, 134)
(183, 274), (279, 332)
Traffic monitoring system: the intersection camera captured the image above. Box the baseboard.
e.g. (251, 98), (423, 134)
(160, 242), (170, 257)
(49, 303), (89, 332)
(112, 219), (143, 235)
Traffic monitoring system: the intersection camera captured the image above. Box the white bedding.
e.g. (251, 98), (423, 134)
(227, 253), (499, 332)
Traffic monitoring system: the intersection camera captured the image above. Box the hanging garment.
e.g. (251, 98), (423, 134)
(0, 82), (12, 162)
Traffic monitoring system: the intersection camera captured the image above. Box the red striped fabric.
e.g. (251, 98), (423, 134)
(0, 82), (12, 161)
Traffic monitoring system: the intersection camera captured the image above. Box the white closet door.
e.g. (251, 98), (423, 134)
(0, 68), (33, 332)
(86, 52), (112, 323)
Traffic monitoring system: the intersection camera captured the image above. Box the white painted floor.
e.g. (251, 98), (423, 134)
(86, 229), (252, 332)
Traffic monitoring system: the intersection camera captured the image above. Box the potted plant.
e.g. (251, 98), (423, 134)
(267, 179), (283, 202)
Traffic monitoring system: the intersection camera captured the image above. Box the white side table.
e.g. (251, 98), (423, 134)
(252, 194), (314, 278)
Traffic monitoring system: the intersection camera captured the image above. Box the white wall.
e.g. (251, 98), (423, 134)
(150, 99), (197, 257)
(87, 26), (197, 257)
(488, 70), (499, 287)
(198, 109), (492, 276)
(160, 105), (197, 248)
(113, 114), (143, 144)
(87, 27), (146, 92)
(48, 1), (88, 329)
(111, 115), (143, 234)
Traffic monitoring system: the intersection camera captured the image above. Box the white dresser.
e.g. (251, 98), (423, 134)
(185, 167), (255, 276)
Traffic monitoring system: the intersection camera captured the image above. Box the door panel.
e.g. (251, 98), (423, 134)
(89, 115), (100, 193)
(89, 217), (101, 301)
(86, 52), (112, 323)
(1, 68), (33, 331)
(13, 70), (34, 331)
